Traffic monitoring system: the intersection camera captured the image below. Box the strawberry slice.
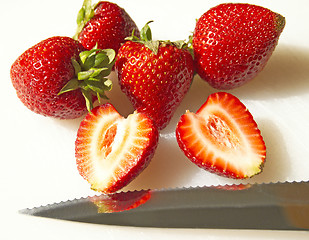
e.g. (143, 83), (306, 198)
(75, 103), (159, 193)
(176, 92), (266, 179)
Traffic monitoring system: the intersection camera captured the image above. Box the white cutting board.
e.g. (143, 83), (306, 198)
(1, 0), (308, 239)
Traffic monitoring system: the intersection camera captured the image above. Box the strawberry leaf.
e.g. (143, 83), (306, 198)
(94, 49), (115, 68)
(79, 50), (91, 64)
(80, 48), (97, 66)
(81, 88), (93, 112)
(102, 49), (116, 64)
(140, 21), (153, 42)
(125, 29), (140, 42)
(76, 6), (85, 26)
(83, 54), (96, 70)
(103, 79), (112, 90)
(73, 0), (95, 40)
(94, 52), (108, 67)
(127, 21), (191, 55)
(173, 40), (187, 49)
(85, 79), (105, 94)
(78, 70), (94, 80)
(58, 78), (80, 95)
(90, 67), (109, 78)
(58, 46), (116, 112)
(144, 41), (160, 55)
(71, 58), (82, 75)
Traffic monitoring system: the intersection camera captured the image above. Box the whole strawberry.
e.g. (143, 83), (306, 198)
(192, 3), (285, 90)
(10, 36), (115, 119)
(115, 22), (194, 130)
(74, 0), (139, 53)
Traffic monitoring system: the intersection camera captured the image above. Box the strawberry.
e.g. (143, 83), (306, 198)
(74, 0), (139, 54)
(192, 3), (285, 90)
(115, 22), (194, 130)
(75, 103), (159, 194)
(10, 36), (115, 119)
(176, 92), (266, 179)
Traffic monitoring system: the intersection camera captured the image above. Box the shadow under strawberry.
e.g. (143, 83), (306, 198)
(231, 44), (309, 100)
(122, 134), (200, 191)
(246, 118), (291, 184)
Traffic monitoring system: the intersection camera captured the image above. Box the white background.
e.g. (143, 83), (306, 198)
(1, 0), (309, 239)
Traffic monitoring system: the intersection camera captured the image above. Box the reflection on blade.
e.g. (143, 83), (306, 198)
(90, 190), (151, 213)
(20, 181), (309, 230)
(212, 183), (251, 191)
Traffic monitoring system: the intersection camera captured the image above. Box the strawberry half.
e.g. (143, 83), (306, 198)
(176, 92), (266, 179)
(75, 103), (159, 193)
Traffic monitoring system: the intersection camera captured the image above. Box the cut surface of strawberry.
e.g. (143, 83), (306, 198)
(176, 92), (266, 179)
(75, 103), (159, 193)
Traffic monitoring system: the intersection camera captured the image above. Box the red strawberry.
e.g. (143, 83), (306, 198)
(74, 0), (139, 53)
(115, 22), (194, 130)
(75, 103), (159, 194)
(192, 3), (285, 90)
(10, 36), (115, 119)
(176, 92), (266, 179)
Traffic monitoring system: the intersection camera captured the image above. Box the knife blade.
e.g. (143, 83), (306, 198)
(20, 181), (309, 230)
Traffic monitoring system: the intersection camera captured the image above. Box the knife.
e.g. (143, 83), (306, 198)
(20, 181), (309, 230)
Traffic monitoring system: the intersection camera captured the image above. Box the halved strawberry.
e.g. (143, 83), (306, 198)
(176, 92), (266, 179)
(75, 103), (159, 193)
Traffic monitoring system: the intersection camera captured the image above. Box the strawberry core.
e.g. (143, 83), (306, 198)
(99, 124), (118, 158)
(205, 115), (240, 149)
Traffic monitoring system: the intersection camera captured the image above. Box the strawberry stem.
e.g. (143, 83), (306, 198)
(140, 20), (154, 42)
(126, 21), (192, 55)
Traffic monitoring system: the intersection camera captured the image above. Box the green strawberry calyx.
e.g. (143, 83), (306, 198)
(126, 21), (191, 55)
(275, 13), (285, 33)
(58, 46), (115, 112)
(73, 0), (97, 40)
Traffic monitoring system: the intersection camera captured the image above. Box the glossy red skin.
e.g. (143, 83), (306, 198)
(115, 41), (194, 130)
(193, 3), (285, 90)
(78, 1), (139, 52)
(11, 36), (87, 119)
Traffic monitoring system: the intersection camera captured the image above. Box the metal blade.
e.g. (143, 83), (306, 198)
(20, 181), (309, 230)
